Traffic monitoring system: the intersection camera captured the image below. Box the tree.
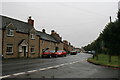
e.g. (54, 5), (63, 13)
(117, 9), (120, 21)
(84, 10), (120, 63)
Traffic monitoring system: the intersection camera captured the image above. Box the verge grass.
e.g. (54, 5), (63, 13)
(88, 54), (120, 68)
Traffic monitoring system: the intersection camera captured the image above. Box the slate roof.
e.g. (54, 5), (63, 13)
(0, 15), (33, 34)
(1, 15), (59, 42)
(36, 31), (57, 43)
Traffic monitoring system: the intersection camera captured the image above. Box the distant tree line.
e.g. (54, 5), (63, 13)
(83, 10), (120, 61)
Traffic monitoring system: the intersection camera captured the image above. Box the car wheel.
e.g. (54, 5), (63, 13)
(63, 54), (66, 57)
(42, 55), (44, 58)
(49, 55), (52, 58)
(55, 55), (58, 58)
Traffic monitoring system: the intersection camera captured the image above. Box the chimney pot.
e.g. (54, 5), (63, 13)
(42, 29), (46, 33)
(28, 16), (34, 26)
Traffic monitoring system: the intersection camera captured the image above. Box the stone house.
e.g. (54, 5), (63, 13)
(63, 40), (69, 52)
(63, 40), (74, 52)
(36, 29), (58, 57)
(1, 15), (65, 59)
(1, 15), (40, 58)
(51, 30), (63, 50)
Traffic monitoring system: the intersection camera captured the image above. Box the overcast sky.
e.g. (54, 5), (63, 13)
(1, 0), (119, 48)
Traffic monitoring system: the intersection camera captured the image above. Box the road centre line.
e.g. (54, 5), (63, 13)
(0, 60), (83, 79)
(12, 72), (26, 76)
(0, 75), (11, 79)
(27, 70), (37, 73)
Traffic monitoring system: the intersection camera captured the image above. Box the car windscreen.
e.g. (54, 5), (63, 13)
(50, 50), (55, 52)
(44, 50), (49, 52)
(57, 51), (63, 52)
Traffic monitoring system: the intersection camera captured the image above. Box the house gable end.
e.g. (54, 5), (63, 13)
(6, 23), (16, 30)
(18, 39), (28, 46)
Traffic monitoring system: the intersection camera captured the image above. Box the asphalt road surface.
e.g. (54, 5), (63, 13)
(1, 53), (119, 79)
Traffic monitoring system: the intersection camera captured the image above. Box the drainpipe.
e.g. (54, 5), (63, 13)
(38, 36), (40, 58)
(2, 29), (4, 59)
(27, 32), (29, 58)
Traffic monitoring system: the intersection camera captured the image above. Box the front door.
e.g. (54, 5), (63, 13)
(20, 46), (27, 58)
(22, 46), (26, 57)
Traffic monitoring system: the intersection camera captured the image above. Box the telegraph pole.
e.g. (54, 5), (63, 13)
(109, 16), (112, 23)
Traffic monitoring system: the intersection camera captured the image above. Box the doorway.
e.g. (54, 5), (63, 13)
(22, 46), (27, 58)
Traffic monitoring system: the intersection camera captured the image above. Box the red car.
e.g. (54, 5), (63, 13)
(42, 50), (52, 58)
(54, 50), (67, 57)
(50, 50), (58, 57)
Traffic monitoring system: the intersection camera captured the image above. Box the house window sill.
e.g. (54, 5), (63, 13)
(6, 53), (13, 55)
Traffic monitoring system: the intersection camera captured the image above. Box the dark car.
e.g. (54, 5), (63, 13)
(54, 50), (67, 57)
(42, 50), (52, 58)
(70, 50), (77, 55)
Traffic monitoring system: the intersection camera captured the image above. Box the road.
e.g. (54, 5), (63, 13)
(1, 53), (119, 79)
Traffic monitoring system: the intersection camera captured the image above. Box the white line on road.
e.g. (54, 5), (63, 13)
(0, 75), (11, 79)
(12, 72), (26, 76)
(39, 68), (48, 71)
(27, 70), (37, 73)
(0, 60), (84, 79)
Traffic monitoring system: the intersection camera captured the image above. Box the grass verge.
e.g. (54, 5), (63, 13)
(87, 54), (120, 68)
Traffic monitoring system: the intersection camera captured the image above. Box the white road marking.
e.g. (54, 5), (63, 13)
(27, 70), (37, 73)
(53, 65), (61, 68)
(46, 66), (54, 69)
(39, 68), (48, 71)
(0, 60), (83, 79)
(12, 72), (26, 76)
(60, 63), (66, 66)
(0, 75), (11, 79)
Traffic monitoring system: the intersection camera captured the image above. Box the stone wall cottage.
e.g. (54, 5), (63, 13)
(1, 15), (39, 59)
(1, 15), (74, 59)
(36, 29), (58, 57)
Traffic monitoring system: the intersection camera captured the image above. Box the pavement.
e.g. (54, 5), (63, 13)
(1, 53), (120, 79)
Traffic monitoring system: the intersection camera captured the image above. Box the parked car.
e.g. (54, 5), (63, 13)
(42, 50), (52, 58)
(50, 50), (57, 57)
(54, 50), (67, 57)
(70, 50), (77, 55)
(88, 50), (95, 54)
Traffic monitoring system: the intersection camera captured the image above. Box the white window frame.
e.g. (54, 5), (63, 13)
(7, 29), (14, 36)
(6, 44), (13, 54)
(31, 46), (35, 53)
(31, 34), (35, 40)
(19, 46), (22, 52)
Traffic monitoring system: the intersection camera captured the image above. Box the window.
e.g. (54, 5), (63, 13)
(6, 44), (13, 54)
(7, 29), (14, 36)
(31, 46), (35, 53)
(31, 34), (35, 39)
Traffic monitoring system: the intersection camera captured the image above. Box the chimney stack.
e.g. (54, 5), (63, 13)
(28, 16), (34, 26)
(51, 30), (55, 35)
(42, 29), (46, 33)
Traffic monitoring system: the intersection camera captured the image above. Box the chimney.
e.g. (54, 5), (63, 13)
(28, 16), (34, 26)
(51, 30), (55, 35)
(42, 29), (46, 33)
